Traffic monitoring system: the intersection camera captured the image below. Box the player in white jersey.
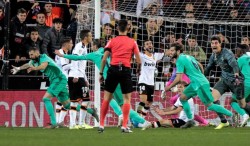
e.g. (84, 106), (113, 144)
(54, 37), (73, 127)
(143, 82), (195, 129)
(137, 40), (157, 117)
(68, 30), (98, 129)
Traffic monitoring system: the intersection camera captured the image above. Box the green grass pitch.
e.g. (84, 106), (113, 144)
(0, 127), (249, 146)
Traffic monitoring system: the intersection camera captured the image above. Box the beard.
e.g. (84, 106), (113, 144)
(146, 48), (153, 53)
(32, 57), (39, 63)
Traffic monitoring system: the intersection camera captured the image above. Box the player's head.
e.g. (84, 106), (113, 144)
(118, 19), (128, 33)
(236, 44), (250, 58)
(92, 39), (101, 51)
(241, 36), (250, 46)
(80, 29), (92, 43)
(210, 35), (222, 54)
(61, 37), (73, 51)
(143, 39), (153, 53)
(28, 47), (40, 61)
(53, 18), (63, 31)
(169, 43), (184, 59)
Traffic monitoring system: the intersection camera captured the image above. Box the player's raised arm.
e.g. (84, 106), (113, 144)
(11, 63), (30, 74)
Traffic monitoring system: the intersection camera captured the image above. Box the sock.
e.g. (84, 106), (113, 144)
(169, 94), (179, 105)
(243, 104), (250, 115)
(213, 100), (227, 123)
(64, 102), (70, 110)
(122, 103), (130, 128)
(100, 99), (109, 127)
(79, 101), (88, 125)
(194, 114), (208, 125)
(109, 99), (122, 116)
(59, 107), (67, 123)
(231, 102), (246, 116)
(129, 109), (145, 124)
(69, 102), (78, 127)
(180, 99), (193, 120)
(152, 121), (161, 128)
(56, 102), (62, 123)
(43, 98), (56, 125)
(208, 103), (233, 117)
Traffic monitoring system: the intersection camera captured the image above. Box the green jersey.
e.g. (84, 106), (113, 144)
(238, 54), (250, 84)
(64, 47), (110, 78)
(29, 54), (66, 82)
(176, 54), (209, 88)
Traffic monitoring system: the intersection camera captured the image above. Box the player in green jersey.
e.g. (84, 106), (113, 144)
(11, 47), (74, 128)
(163, 43), (232, 129)
(55, 39), (149, 128)
(235, 44), (250, 127)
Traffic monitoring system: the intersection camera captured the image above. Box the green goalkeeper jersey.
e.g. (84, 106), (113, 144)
(64, 47), (110, 78)
(29, 54), (66, 82)
(237, 54), (250, 85)
(176, 54), (209, 88)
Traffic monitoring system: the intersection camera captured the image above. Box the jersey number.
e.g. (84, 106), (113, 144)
(191, 60), (201, 72)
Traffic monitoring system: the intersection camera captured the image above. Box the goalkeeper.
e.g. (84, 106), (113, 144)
(55, 39), (149, 128)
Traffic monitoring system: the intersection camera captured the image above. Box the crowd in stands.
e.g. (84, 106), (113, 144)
(0, 0), (249, 80)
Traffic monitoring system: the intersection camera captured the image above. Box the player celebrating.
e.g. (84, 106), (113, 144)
(11, 47), (73, 128)
(205, 36), (249, 129)
(137, 40), (157, 117)
(235, 44), (250, 127)
(163, 43), (232, 129)
(55, 39), (150, 130)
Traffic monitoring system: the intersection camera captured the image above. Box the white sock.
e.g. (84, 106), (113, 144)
(69, 102), (78, 127)
(59, 108), (68, 123)
(55, 103), (62, 123)
(78, 101), (89, 125)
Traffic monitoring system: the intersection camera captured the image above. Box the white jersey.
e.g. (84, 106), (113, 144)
(138, 53), (156, 86)
(68, 42), (88, 79)
(55, 49), (71, 78)
(174, 98), (195, 122)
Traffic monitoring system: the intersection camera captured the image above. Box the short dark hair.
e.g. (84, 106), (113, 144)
(188, 34), (197, 40)
(17, 8), (27, 15)
(103, 23), (114, 29)
(238, 44), (249, 54)
(61, 37), (72, 46)
(118, 19), (128, 32)
(36, 11), (46, 16)
(80, 29), (91, 40)
(29, 47), (39, 52)
(29, 27), (38, 33)
(242, 36), (250, 41)
(143, 39), (152, 45)
(93, 39), (102, 48)
(211, 35), (221, 44)
(171, 43), (184, 53)
(53, 18), (63, 24)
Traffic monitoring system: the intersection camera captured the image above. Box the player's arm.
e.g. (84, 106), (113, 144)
(156, 106), (182, 115)
(134, 41), (141, 75)
(165, 73), (182, 91)
(11, 63), (30, 74)
(27, 62), (48, 73)
(99, 49), (110, 83)
(226, 51), (240, 77)
(204, 54), (215, 76)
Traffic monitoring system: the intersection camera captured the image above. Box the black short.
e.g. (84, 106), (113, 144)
(68, 77), (90, 101)
(214, 78), (244, 100)
(105, 65), (133, 94)
(170, 119), (186, 128)
(138, 83), (154, 102)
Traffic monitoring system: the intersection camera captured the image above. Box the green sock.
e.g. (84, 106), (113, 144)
(129, 109), (145, 124)
(109, 99), (122, 116)
(64, 102), (70, 110)
(180, 99), (193, 120)
(43, 98), (56, 125)
(87, 108), (94, 114)
(76, 104), (81, 111)
(231, 102), (246, 116)
(208, 103), (233, 117)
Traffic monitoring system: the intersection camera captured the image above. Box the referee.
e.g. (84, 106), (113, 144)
(98, 19), (141, 133)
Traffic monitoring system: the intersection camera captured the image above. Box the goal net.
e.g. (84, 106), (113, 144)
(76, 0), (250, 126)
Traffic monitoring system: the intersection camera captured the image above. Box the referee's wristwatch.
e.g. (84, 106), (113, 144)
(99, 72), (103, 75)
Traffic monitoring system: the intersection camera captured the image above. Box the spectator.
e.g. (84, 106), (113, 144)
(230, 9), (238, 20)
(127, 19), (138, 40)
(0, 6), (4, 49)
(10, 8), (28, 62)
(24, 27), (42, 55)
(101, 23), (115, 44)
(43, 2), (59, 27)
(184, 34), (207, 62)
(241, 36), (250, 46)
(182, 3), (194, 17)
(66, 12), (78, 45)
(36, 12), (50, 41)
(136, 0), (162, 16)
(42, 18), (65, 59)
(162, 31), (176, 50)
